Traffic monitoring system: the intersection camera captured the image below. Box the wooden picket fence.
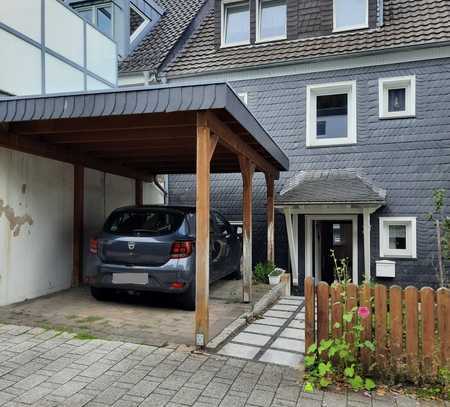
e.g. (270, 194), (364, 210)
(304, 277), (450, 382)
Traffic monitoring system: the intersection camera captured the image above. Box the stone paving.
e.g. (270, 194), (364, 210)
(218, 297), (305, 368)
(0, 324), (443, 407)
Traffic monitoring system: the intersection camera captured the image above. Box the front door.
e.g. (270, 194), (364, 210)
(314, 220), (353, 284)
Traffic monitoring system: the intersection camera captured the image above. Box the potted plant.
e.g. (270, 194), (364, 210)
(268, 268), (284, 285)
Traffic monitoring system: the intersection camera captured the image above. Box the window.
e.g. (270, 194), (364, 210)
(256, 0), (287, 42)
(130, 5), (151, 43)
(75, 3), (113, 37)
(222, 0), (250, 46)
(306, 81), (357, 147)
(379, 76), (416, 119)
(333, 0), (368, 32)
(379, 217), (417, 258)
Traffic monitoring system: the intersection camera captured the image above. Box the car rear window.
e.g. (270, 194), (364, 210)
(104, 209), (185, 236)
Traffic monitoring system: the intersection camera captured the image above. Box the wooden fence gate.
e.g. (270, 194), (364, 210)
(304, 277), (450, 381)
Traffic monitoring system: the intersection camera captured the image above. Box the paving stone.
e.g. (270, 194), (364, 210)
(171, 387), (203, 405)
(279, 328), (305, 341)
(94, 386), (128, 404)
(271, 338), (304, 353)
(52, 380), (87, 398)
(232, 333), (271, 347)
(264, 311), (293, 319)
(247, 388), (275, 407)
(288, 320), (305, 330)
(243, 325), (280, 336)
(140, 393), (172, 407)
(195, 396), (221, 406)
(219, 394), (247, 407)
(253, 318), (285, 327)
(16, 386), (53, 404)
(61, 392), (95, 407)
(259, 350), (303, 368)
(271, 305), (300, 312)
(127, 380), (159, 398)
(202, 379), (231, 399)
(218, 344), (260, 360)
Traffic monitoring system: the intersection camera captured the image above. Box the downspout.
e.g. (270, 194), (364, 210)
(152, 175), (168, 204)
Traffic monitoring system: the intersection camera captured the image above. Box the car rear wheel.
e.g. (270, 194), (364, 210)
(179, 282), (196, 311)
(90, 286), (112, 302)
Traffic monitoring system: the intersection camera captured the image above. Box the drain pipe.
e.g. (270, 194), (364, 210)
(153, 176), (168, 204)
(377, 0), (384, 27)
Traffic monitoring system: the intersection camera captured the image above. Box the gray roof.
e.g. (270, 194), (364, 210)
(0, 83), (289, 172)
(276, 170), (386, 205)
(119, 0), (206, 74)
(166, 0), (450, 78)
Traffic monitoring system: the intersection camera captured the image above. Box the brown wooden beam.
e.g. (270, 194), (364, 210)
(135, 180), (143, 206)
(0, 126), (154, 182)
(12, 112), (196, 135)
(73, 165), (84, 287)
(195, 112), (217, 349)
(239, 156), (255, 303)
(204, 111), (279, 179)
(266, 174), (275, 264)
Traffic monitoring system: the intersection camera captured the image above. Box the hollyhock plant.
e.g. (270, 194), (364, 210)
(358, 306), (370, 319)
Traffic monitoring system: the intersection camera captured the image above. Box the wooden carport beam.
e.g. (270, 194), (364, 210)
(266, 174), (275, 264)
(204, 111), (279, 180)
(195, 112), (218, 348)
(239, 157), (255, 303)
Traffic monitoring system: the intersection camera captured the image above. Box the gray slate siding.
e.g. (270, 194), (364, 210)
(169, 57), (450, 289)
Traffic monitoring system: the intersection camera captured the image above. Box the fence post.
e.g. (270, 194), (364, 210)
(405, 286), (419, 379)
(346, 283), (357, 352)
(305, 277), (315, 352)
(389, 286), (403, 373)
(331, 284), (343, 339)
(360, 283), (372, 372)
(375, 285), (387, 373)
(317, 282), (330, 346)
(421, 287), (436, 378)
(437, 288), (449, 369)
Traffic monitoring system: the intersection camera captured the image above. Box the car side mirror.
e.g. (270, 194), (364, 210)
(235, 225), (243, 236)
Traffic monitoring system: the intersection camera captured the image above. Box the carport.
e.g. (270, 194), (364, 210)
(0, 83), (289, 347)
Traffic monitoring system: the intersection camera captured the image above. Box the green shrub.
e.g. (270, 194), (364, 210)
(254, 262), (275, 283)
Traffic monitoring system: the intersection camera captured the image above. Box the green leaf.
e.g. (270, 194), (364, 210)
(349, 375), (364, 391)
(305, 355), (316, 367)
(320, 377), (331, 388)
(307, 343), (317, 354)
(334, 322), (341, 329)
(304, 382), (314, 393)
(344, 366), (355, 378)
(364, 341), (376, 351)
(318, 362), (332, 376)
(365, 378), (376, 391)
(343, 312), (353, 323)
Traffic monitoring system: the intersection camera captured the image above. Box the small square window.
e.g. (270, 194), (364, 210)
(222, 1), (250, 46)
(379, 76), (416, 119)
(257, 0), (287, 42)
(380, 217), (417, 258)
(306, 81), (357, 147)
(334, 0), (368, 32)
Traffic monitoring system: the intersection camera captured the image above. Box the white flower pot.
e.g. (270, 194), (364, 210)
(269, 274), (281, 285)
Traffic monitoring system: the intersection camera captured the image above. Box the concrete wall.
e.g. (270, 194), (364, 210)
(0, 148), (74, 306)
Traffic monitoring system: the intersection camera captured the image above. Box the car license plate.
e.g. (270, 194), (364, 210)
(112, 273), (148, 285)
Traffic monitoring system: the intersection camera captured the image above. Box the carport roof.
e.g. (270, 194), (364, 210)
(0, 83), (289, 178)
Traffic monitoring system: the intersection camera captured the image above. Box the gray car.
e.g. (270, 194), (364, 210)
(89, 205), (242, 310)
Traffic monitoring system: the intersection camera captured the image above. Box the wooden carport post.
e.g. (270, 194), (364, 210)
(266, 174), (275, 264)
(195, 112), (218, 348)
(240, 157), (255, 303)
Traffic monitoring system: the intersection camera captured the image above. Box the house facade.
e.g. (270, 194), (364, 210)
(119, 0), (450, 291)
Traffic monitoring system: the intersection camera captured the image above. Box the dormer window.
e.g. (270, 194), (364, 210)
(75, 3), (113, 37)
(256, 0), (287, 42)
(222, 0), (250, 47)
(130, 5), (151, 43)
(333, 0), (368, 32)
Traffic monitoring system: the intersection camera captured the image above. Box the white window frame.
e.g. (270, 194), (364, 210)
(306, 81), (357, 147)
(379, 217), (417, 259)
(333, 0), (368, 32)
(75, 3), (114, 38)
(255, 0), (287, 43)
(378, 76), (416, 119)
(129, 4), (151, 43)
(221, 0), (250, 48)
(237, 92), (248, 105)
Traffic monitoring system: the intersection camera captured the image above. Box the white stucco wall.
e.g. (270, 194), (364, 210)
(0, 148), (73, 306)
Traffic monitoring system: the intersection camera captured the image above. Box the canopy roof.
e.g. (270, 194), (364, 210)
(277, 169), (386, 206)
(0, 83), (288, 179)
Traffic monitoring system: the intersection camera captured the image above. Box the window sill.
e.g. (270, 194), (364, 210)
(306, 139), (357, 148)
(380, 254), (417, 260)
(255, 35), (287, 44)
(220, 41), (250, 49)
(332, 24), (369, 33)
(379, 114), (416, 120)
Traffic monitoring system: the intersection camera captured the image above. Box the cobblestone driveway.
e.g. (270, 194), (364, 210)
(0, 324), (443, 407)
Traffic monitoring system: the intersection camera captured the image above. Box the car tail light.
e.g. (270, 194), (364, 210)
(89, 238), (98, 255)
(170, 241), (193, 259)
(170, 282), (186, 289)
